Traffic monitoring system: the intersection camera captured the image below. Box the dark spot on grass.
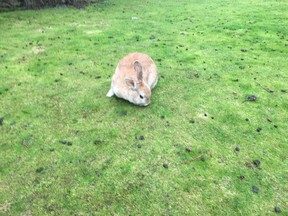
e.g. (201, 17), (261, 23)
(137, 144), (142, 148)
(189, 119), (195, 123)
(94, 140), (102, 145)
(256, 127), (262, 132)
(156, 58), (162, 62)
(68, 62), (72, 65)
(0, 117), (3, 126)
(245, 118), (249, 121)
(139, 136), (144, 140)
(253, 159), (261, 167)
(200, 156), (206, 161)
(60, 140), (72, 146)
(163, 164), (169, 169)
(239, 175), (245, 180)
(54, 79), (60, 82)
(160, 115), (165, 119)
(280, 89), (287, 93)
(120, 111), (127, 116)
(241, 48), (247, 52)
(235, 146), (240, 152)
(95, 76), (101, 79)
(232, 79), (239, 82)
(185, 148), (192, 152)
(239, 66), (245, 70)
(274, 125), (278, 128)
(252, 186), (259, 193)
(274, 207), (281, 213)
(36, 167), (44, 173)
(108, 36), (114, 39)
(150, 35), (155, 40)
(50, 148), (55, 152)
(267, 118), (272, 122)
(211, 117), (214, 119)
(204, 113), (208, 117)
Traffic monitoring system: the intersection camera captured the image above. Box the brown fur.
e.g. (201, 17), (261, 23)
(107, 52), (158, 106)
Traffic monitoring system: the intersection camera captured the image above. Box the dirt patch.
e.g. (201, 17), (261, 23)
(32, 46), (45, 54)
(0, 201), (11, 214)
(84, 30), (102, 34)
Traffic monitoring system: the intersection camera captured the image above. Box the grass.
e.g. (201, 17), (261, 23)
(0, 0), (287, 215)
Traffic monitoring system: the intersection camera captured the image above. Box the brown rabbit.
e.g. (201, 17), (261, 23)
(106, 52), (158, 106)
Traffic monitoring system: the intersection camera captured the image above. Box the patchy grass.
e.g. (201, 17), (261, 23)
(0, 0), (287, 215)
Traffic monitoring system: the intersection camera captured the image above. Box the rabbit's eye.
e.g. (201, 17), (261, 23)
(140, 95), (144, 99)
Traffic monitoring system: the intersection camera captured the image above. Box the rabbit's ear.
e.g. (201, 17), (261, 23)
(125, 77), (138, 90)
(134, 61), (143, 81)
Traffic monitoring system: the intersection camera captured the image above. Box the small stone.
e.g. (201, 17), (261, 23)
(256, 127), (262, 132)
(139, 136), (144, 140)
(163, 164), (169, 169)
(274, 207), (281, 213)
(36, 167), (44, 173)
(253, 159), (261, 167)
(252, 186), (259, 193)
(235, 147), (240, 152)
(247, 95), (257, 101)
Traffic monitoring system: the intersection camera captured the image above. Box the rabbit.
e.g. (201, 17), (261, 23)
(106, 52), (158, 106)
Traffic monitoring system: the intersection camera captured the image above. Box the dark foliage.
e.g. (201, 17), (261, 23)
(0, 0), (99, 10)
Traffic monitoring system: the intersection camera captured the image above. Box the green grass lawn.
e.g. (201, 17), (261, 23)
(0, 0), (287, 215)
